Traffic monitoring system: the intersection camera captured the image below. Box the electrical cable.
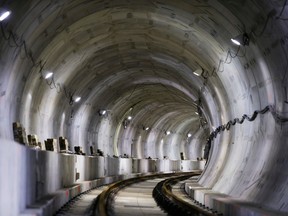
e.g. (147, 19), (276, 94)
(235, 45), (246, 58)
(276, 0), (288, 19)
(204, 105), (288, 161)
(227, 46), (241, 59)
(216, 45), (245, 74)
(280, 40), (288, 85)
(251, 9), (277, 38)
(0, 22), (75, 104)
(216, 59), (225, 73)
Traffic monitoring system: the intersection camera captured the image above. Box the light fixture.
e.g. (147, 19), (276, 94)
(127, 116), (132, 120)
(231, 33), (249, 46)
(123, 119), (129, 129)
(144, 127), (149, 131)
(44, 72), (53, 79)
(75, 97), (81, 102)
(187, 133), (192, 138)
(165, 131), (171, 135)
(99, 109), (107, 116)
(193, 68), (202, 76)
(195, 112), (199, 115)
(0, 9), (11, 21)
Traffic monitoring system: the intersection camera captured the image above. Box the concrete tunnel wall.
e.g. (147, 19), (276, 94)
(0, 139), (203, 216)
(0, 0), (288, 215)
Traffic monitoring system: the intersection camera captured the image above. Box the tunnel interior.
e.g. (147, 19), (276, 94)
(1, 0), (288, 215)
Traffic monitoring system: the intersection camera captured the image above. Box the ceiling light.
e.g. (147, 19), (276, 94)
(193, 68), (202, 76)
(187, 133), (192, 138)
(145, 127), (149, 131)
(127, 116), (132, 120)
(44, 72), (53, 79)
(165, 131), (171, 135)
(231, 38), (241, 46)
(0, 10), (11, 21)
(195, 112), (199, 115)
(99, 110), (107, 115)
(75, 97), (81, 102)
(231, 33), (249, 46)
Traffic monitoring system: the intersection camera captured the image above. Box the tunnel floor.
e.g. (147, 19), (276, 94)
(111, 178), (167, 216)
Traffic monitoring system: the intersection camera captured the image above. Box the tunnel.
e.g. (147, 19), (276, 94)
(1, 0), (288, 215)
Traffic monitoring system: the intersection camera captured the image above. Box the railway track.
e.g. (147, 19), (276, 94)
(55, 171), (220, 216)
(153, 174), (221, 216)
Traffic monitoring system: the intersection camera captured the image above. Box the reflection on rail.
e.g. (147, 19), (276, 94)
(94, 173), (179, 216)
(94, 171), (220, 216)
(55, 172), (221, 216)
(153, 173), (221, 216)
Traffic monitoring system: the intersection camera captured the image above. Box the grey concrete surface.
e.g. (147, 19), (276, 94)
(0, 0), (288, 215)
(112, 178), (167, 216)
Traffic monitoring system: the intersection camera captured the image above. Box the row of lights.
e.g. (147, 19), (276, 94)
(98, 108), (192, 137)
(166, 130), (192, 138)
(1, 5), (248, 58)
(1, 7), (82, 107)
(0, 6), (245, 135)
(121, 112), (193, 137)
(192, 32), (250, 130)
(0, 9), (83, 106)
(7, 0), (243, 111)
(1, 7), (247, 103)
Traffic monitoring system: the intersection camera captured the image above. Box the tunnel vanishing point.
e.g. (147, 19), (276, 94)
(1, 0), (288, 215)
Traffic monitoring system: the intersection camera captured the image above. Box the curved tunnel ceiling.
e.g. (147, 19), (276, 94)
(16, 0), (231, 154)
(2, 0), (288, 212)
